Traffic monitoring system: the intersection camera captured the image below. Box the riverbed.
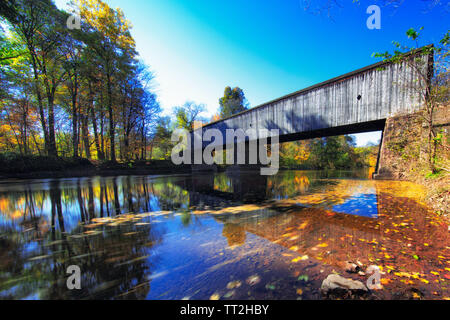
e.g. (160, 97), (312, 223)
(0, 170), (448, 300)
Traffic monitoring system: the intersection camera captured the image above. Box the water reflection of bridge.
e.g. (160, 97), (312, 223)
(177, 174), (447, 281)
(175, 172), (383, 267)
(175, 172), (269, 207)
(214, 205), (380, 258)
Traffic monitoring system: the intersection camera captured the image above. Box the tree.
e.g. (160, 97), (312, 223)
(305, 135), (357, 169)
(75, 0), (137, 162)
(0, 0), (161, 163)
(61, 23), (85, 158)
(279, 141), (311, 168)
(173, 101), (206, 130)
(5, 0), (69, 156)
(0, 0), (18, 22)
(152, 117), (172, 160)
(218, 86), (248, 118)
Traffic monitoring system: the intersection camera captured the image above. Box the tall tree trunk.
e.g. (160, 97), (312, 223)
(81, 111), (91, 159)
(72, 79), (79, 158)
(106, 73), (116, 162)
(91, 105), (103, 160)
(29, 52), (50, 154)
(99, 91), (105, 158)
(43, 61), (58, 157)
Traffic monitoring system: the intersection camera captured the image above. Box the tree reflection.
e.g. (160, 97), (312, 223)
(222, 223), (246, 247)
(0, 215), (162, 299)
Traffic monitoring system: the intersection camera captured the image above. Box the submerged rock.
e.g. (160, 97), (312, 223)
(321, 274), (368, 295)
(344, 262), (361, 273)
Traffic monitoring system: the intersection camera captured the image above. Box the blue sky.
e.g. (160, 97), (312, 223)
(55, 0), (448, 146)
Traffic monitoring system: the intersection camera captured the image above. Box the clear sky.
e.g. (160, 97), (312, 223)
(55, 0), (449, 146)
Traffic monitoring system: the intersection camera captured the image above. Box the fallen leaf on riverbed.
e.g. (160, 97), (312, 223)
(28, 255), (50, 261)
(210, 293), (220, 300)
(223, 291), (235, 298)
(298, 222), (308, 230)
(265, 284), (276, 290)
(226, 281), (241, 289)
(292, 255), (309, 263)
(298, 275), (309, 282)
(412, 292), (421, 299)
(246, 275), (261, 286)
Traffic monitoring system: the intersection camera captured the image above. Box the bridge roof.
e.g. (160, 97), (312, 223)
(202, 46), (433, 130)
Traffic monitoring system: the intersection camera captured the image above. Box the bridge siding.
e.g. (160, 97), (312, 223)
(198, 54), (430, 145)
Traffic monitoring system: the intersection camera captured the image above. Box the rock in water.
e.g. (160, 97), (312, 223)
(344, 262), (360, 273)
(321, 274), (368, 295)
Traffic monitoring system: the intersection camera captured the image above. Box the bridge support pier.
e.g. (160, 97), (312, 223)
(374, 115), (408, 180)
(374, 111), (427, 180)
(191, 141), (266, 173)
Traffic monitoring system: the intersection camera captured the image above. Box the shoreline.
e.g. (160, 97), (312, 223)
(0, 165), (374, 180)
(0, 165), (193, 180)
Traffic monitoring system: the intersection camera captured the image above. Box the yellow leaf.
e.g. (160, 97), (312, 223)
(412, 292), (421, 299)
(210, 293), (220, 300)
(292, 255), (309, 263)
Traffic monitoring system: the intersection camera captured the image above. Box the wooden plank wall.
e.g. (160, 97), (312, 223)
(198, 53), (431, 145)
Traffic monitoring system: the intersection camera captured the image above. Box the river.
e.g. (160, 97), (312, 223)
(0, 170), (448, 300)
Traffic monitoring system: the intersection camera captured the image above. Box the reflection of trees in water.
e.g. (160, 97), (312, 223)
(222, 223), (246, 247)
(0, 214), (162, 299)
(267, 171), (312, 199)
(0, 176), (192, 231)
(150, 181), (190, 211)
(0, 177), (185, 299)
(214, 175), (233, 193)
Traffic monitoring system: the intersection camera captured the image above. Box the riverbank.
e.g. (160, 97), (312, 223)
(0, 154), (191, 179)
(413, 171), (450, 222)
(1, 153), (447, 221)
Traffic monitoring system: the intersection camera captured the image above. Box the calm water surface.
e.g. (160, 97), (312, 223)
(0, 170), (448, 300)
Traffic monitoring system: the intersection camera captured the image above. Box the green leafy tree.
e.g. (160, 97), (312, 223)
(152, 117), (173, 160)
(305, 135), (358, 170)
(75, 0), (137, 162)
(173, 101), (206, 130)
(218, 86), (248, 118)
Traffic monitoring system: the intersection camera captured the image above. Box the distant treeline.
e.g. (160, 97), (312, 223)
(279, 135), (379, 170)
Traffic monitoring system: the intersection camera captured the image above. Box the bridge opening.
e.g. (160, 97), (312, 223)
(277, 130), (382, 178)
